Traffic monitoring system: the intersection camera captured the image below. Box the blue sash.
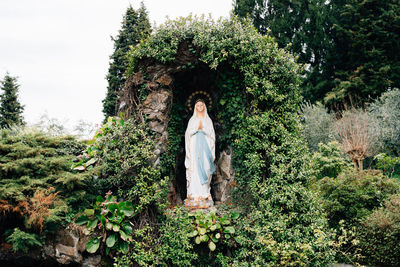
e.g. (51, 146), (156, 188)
(195, 130), (216, 185)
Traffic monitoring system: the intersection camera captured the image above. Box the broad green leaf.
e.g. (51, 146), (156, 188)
(106, 222), (113, 230)
(86, 237), (100, 253)
(96, 196), (104, 204)
(199, 228), (206, 235)
(119, 241), (129, 254)
(75, 215), (89, 225)
(195, 236), (201, 244)
(122, 224), (133, 235)
(84, 209), (94, 216)
(112, 224), (120, 232)
(107, 203), (118, 213)
(188, 230), (198, 237)
(200, 235), (209, 242)
(120, 206), (134, 217)
(224, 226), (235, 234)
(106, 234), (117, 247)
(209, 241), (216, 251)
(100, 215), (107, 227)
(87, 219), (98, 230)
(86, 158), (97, 166)
(220, 217), (230, 225)
(120, 230), (129, 241)
(215, 233), (221, 239)
(231, 211), (240, 220)
(210, 225), (217, 231)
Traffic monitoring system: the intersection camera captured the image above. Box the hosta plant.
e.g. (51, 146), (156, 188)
(75, 191), (136, 255)
(187, 210), (239, 252)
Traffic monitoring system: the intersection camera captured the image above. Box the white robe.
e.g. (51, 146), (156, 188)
(184, 107), (215, 199)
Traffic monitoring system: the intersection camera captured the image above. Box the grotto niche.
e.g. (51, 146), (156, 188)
(119, 45), (236, 208)
(114, 17), (334, 264)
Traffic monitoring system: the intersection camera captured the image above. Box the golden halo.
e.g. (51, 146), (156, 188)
(186, 91), (213, 112)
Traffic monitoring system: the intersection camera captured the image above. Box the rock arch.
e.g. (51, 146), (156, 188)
(118, 42), (235, 206)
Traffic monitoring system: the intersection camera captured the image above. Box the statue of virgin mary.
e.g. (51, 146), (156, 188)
(184, 99), (215, 209)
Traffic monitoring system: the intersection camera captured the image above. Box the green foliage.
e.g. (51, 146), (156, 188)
(155, 208), (197, 266)
(300, 102), (334, 152)
(235, 0), (400, 107)
(358, 194), (400, 266)
(311, 141), (352, 180)
(0, 128), (91, 209)
(317, 170), (400, 229)
(187, 210), (239, 252)
(324, 0), (400, 108)
(375, 153), (400, 179)
(369, 88), (400, 156)
(0, 73), (24, 128)
(233, 0), (334, 103)
(76, 192), (135, 255)
(90, 118), (168, 212)
(6, 228), (41, 253)
(103, 3), (151, 119)
(124, 15), (333, 265)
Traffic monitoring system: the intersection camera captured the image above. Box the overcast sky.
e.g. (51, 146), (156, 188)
(0, 0), (232, 129)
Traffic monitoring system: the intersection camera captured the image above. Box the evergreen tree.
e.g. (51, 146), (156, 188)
(234, 0), (400, 108)
(233, 0), (333, 102)
(0, 73), (24, 128)
(324, 0), (400, 109)
(102, 3), (151, 119)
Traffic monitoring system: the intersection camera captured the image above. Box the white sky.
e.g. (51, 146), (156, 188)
(0, 0), (233, 129)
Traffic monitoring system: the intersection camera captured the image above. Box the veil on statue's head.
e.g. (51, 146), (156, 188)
(186, 90), (212, 119)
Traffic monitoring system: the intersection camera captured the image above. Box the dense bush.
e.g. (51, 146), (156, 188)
(300, 102), (334, 152)
(317, 170), (400, 229)
(374, 153), (400, 180)
(5, 228), (41, 253)
(310, 141), (352, 180)
(358, 194), (400, 266)
(83, 117), (169, 213)
(0, 128), (93, 240)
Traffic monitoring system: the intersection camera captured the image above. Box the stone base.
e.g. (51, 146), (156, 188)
(184, 194), (213, 210)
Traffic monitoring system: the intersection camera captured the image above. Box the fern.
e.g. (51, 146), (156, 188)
(6, 228), (41, 253)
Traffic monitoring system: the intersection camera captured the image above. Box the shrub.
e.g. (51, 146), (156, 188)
(311, 141), (352, 180)
(16, 187), (67, 232)
(358, 194), (400, 266)
(88, 118), (168, 213)
(317, 169), (400, 229)
(155, 208), (197, 266)
(374, 153), (400, 179)
(300, 102), (334, 152)
(6, 227), (41, 253)
(368, 88), (400, 156)
(0, 128), (92, 236)
(75, 192), (135, 255)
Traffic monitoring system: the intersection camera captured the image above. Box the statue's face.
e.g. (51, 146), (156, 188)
(195, 101), (205, 113)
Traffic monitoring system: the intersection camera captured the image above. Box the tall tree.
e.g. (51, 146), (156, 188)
(102, 2), (151, 119)
(234, 0), (333, 102)
(324, 0), (400, 109)
(0, 73), (24, 128)
(234, 0), (400, 108)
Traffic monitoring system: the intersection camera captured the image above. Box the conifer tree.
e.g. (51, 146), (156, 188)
(233, 0), (332, 102)
(0, 73), (24, 128)
(234, 0), (400, 107)
(102, 3), (151, 119)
